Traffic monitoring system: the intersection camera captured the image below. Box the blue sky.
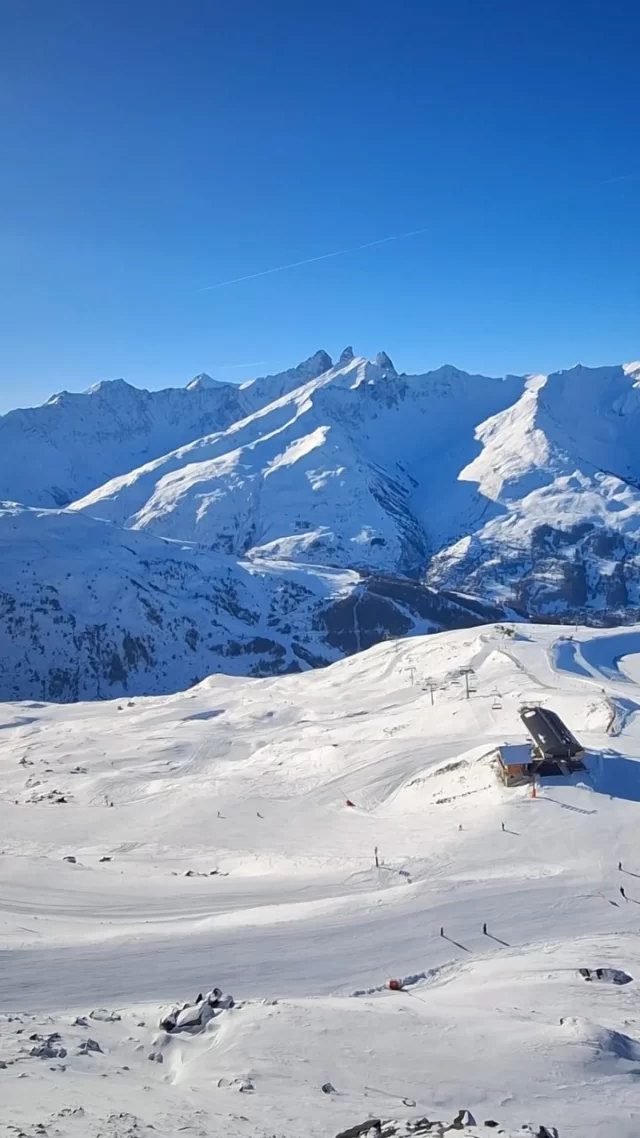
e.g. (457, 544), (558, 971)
(1, 0), (639, 411)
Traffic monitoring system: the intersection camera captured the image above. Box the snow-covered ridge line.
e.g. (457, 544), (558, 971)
(2, 348), (640, 702)
(0, 347), (509, 509)
(0, 348), (340, 508)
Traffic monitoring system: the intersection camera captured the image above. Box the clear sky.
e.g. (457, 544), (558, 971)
(1, 0), (639, 412)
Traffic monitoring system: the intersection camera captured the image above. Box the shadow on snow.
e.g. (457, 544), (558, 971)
(535, 749), (640, 805)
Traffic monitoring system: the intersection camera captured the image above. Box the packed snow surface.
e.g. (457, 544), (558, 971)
(2, 623), (640, 1136)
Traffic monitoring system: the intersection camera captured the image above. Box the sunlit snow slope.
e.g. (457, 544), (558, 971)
(2, 624), (640, 1136)
(0, 503), (504, 701)
(3, 349), (640, 703)
(70, 354), (522, 575)
(68, 354), (640, 622)
(0, 352), (333, 508)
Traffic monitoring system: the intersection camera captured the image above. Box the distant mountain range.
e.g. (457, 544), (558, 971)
(2, 348), (639, 700)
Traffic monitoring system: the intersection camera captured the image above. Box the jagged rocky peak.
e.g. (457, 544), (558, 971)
(298, 349), (333, 377)
(375, 351), (397, 374)
(338, 345), (355, 365)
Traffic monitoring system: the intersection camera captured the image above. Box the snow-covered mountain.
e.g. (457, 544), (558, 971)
(0, 351), (332, 507)
(69, 353), (525, 574)
(427, 363), (640, 621)
(0, 502), (505, 701)
(69, 352), (640, 622)
(2, 348), (640, 700)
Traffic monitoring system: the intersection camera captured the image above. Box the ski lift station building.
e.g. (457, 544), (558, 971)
(496, 743), (533, 786)
(519, 705), (584, 766)
(496, 706), (585, 786)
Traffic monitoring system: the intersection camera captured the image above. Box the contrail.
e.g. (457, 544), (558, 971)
(592, 170), (640, 188)
(196, 170), (640, 295)
(198, 227), (431, 292)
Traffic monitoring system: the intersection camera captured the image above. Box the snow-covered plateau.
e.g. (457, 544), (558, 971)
(2, 623), (640, 1136)
(2, 349), (640, 701)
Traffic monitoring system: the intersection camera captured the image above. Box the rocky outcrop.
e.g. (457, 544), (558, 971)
(428, 521), (640, 626)
(334, 1113), (559, 1138)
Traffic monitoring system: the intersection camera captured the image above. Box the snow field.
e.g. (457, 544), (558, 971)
(2, 623), (640, 1136)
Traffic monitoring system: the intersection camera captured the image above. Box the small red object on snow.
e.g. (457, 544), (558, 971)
(387, 978), (403, 991)
(345, 799), (355, 808)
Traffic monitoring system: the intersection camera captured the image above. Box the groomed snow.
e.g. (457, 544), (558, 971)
(2, 624), (640, 1135)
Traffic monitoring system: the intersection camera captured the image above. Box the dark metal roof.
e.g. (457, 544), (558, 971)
(519, 706), (583, 759)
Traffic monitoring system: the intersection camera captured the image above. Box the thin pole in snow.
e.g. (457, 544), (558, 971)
(460, 668), (474, 699)
(374, 846), (379, 868)
(423, 678), (436, 705)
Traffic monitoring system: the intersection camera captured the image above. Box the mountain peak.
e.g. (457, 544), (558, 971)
(375, 351), (396, 374)
(299, 349), (332, 376)
(186, 372), (225, 391)
(338, 346), (355, 365)
(85, 378), (134, 397)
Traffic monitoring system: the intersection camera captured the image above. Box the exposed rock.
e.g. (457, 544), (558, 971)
(578, 966), (632, 984)
(90, 1008), (121, 1022)
(335, 1121), (381, 1138)
(29, 1033), (67, 1059)
(334, 1115), (559, 1138)
(375, 351), (397, 374)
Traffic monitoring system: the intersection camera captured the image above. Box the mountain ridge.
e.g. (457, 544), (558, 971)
(0, 349), (336, 508)
(2, 347), (640, 700)
(0, 501), (508, 701)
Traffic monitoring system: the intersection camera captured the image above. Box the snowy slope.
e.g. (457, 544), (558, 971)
(4, 349), (640, 703)
(428, 363), (640, 620)
(2, 622), (640, 1136)
(0, 503), (505, 702)
(70, 354), (524, 576)
(0, 352), (333, 508)
(69, 355), (640, 625)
